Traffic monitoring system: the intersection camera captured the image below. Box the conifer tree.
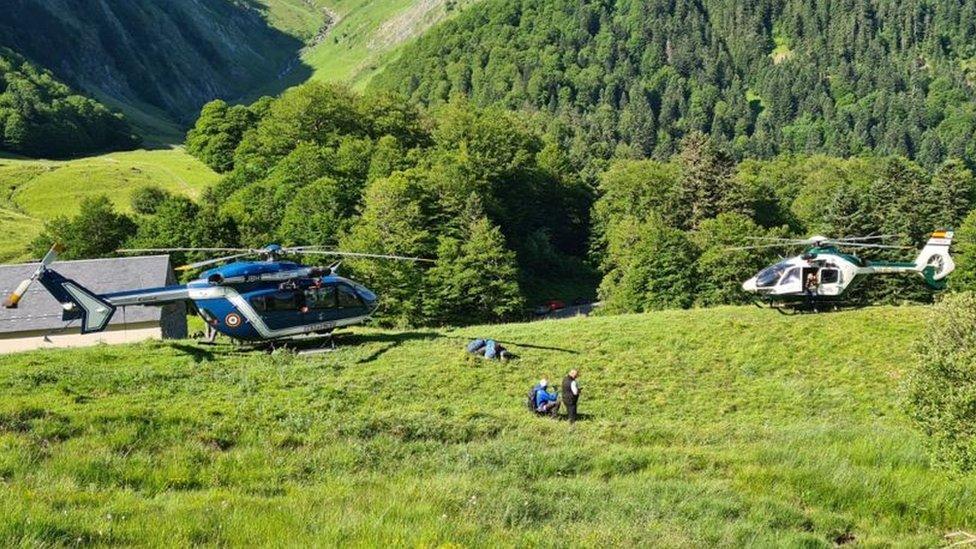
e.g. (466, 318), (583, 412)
(425, 195), (524, 325)
(341, 172), (436, 327)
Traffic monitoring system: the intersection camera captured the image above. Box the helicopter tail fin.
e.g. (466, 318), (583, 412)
(36, 267), (116, 334)
(915, 229), (955, 288)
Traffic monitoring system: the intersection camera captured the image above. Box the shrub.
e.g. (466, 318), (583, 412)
(130, 185), (173, 215)
(906, 292), (976, 471)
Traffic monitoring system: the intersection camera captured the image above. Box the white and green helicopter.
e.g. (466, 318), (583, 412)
(736, 230), (954, 311)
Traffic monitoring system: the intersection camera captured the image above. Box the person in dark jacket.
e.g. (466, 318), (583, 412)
(561, 369), (581, 423)
(533, 379), (560, 416)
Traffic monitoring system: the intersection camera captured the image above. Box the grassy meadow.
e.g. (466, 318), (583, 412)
(0, 149), (217, 262)
(300, 0), (480, 87)
(0, 305), (973, 546)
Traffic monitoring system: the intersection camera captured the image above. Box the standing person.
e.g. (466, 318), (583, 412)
(561, 369), (581, 423)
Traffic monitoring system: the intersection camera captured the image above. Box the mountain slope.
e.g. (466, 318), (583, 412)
(0, 0), (310, 144)
(0, 149), (217, 262)
(300, 0), (482, 88)
(0, 306), (973, 544)
(0, 47), (138, 158)
(374, 0), (976, 167)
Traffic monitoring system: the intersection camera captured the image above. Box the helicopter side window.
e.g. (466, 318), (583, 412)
(780, 267), (801, 286)
(305, 286), (337, 309)
(251, 291), (304, 312)
(337, 284), (363, 308)
(756, 261), (790, 288)
(250, 296), (268, 312)
(820, 269), (840, 284)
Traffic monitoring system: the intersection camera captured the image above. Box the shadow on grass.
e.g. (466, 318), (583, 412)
(169, 343), (215, 363)
(493, 339), (578, 354)
(338, 331), (447, 364)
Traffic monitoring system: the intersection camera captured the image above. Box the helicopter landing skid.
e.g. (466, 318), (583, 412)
(757, 297), (855, 315)
(244, 331), (339, 354)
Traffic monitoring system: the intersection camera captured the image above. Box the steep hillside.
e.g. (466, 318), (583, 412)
(300, 0), (482, 88)
(0, 48), (138, 158)
(375, 0), (976, 167)
(0, 306), (974, 544)
(0, 0), (309, 143)
(0, 149), (217, 262)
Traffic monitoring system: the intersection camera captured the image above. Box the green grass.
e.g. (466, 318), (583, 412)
(0, 305), (972, 545)
(0, 149), (218, 262)
(258, 0), (332, 41)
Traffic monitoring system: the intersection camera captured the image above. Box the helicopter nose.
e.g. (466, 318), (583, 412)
(742, 277), (758, 292)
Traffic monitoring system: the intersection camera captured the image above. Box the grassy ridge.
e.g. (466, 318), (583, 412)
(0, 306), (972, 545)
(302, 0), (480, 87)
(0, 149), (217, 262)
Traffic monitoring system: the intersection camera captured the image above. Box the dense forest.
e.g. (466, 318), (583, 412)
(375, 0), (976, 176)
(36, 83), (592, 326)
(0, 48), (137, 158)
(30, 80), (976, 325)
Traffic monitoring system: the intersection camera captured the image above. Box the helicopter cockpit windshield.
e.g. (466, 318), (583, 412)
(755, 261), (791, 288)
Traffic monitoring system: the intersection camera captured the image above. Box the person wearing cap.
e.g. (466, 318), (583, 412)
(533, 378), (560, 416)
(561, 369), (581, 423)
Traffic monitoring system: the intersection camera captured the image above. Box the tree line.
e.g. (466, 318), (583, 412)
(593, 134), (976, 313)
(0, 48), (138, 158)
(32, 81), (976, 325)
(36, 82), (594, 326)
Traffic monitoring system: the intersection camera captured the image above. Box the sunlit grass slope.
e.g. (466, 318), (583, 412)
(0, 305), (972, 545)
(0, 149), (217, 262)
(302, 0), (480, 87)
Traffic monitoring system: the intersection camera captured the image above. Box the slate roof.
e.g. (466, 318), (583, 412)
(0, 255), (174, 334)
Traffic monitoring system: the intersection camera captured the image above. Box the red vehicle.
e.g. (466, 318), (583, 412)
(534, 299), (566, 315)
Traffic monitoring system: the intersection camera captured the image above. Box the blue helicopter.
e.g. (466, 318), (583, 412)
(3, 244), (432, 342)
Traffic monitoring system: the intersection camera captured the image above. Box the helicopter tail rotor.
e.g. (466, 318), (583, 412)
(3, 245), (60, 308)
(915, 229), (955, 284)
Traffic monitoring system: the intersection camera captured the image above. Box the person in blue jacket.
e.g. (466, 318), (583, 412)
(533, 378), (560, 416)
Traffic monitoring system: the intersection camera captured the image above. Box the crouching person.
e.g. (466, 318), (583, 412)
(532, 378), (560, 417)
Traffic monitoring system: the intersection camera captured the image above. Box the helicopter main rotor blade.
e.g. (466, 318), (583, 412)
(834, 234), (902, 242)
(118, 247), (253, 254)
(742, 236), (810, 242)
(287, 249), (436, 263)
(823, 241), (911, 250)
(725, 243), (802, 251)
(176, 252), (258, 271)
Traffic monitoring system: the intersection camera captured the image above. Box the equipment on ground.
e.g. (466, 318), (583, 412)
(736, 230), (954, 312)
(3, 244), (432, 342)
